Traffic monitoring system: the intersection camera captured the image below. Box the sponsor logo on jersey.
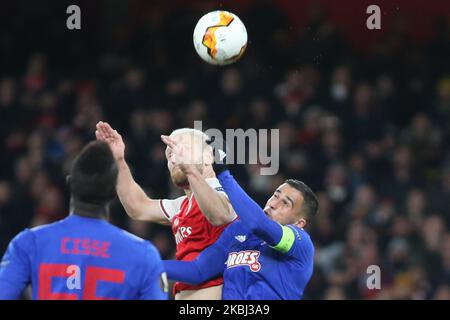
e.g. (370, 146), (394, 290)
(235, 235), (246, 243)
(174, 226), (192, 245)
(226, 250), (261, 272)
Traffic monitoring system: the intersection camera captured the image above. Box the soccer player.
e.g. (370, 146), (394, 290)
(95, 122), (236, 300)
(163, 163), (318, 299)
(0, 141), (168, 300)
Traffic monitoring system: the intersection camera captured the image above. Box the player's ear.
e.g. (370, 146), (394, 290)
(296, 217), (307, 228)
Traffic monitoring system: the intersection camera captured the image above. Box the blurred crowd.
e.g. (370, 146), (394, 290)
(1, 1), (450, 299)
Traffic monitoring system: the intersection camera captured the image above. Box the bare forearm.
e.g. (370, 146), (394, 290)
(116, 159), (163, 223)
(185, 166), (233, 226)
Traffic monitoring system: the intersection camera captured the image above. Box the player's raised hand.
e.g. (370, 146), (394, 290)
(95, 121), (125, 162)
(161, 135), (194, 173)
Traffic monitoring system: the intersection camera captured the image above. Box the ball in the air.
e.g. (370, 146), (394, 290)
(193, 10), (248, 66)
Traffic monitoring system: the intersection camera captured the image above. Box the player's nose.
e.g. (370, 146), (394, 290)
(268, 200), (278, 210)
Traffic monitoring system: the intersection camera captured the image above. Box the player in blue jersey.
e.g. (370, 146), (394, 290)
(163, 147), (318, 300)
(0, 141), (168, 300)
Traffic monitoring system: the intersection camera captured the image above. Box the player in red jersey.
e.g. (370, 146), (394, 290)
(95, 122), (236, 300)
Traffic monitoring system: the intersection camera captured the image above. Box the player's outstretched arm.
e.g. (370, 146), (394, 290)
(96, 121), (169, 225)
(217, 170), (284, 247)
(0, 230), (33, 299)
(163, 232), (228, 284)
(183, 166), (235, 226)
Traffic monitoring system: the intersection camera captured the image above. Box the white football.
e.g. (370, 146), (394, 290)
(193, 10), (248, 66)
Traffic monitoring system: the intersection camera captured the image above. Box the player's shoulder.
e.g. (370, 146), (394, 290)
(28, 217), (68, 235)
(108, 224), (147, 244)
(8, 222), (59, 249)
(10, 228), (34, 245)
(108, 225), (160, 255)
(119, 229), (161, 259)
(160, 195), (188, 219)
(7, 217), (75, 248)
(162, 195), (187, 205)
(278, 225), (314, 262)
(287, 225), (313, 247)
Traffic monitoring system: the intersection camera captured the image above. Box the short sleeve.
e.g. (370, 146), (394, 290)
(159, 196), (186, 221)
(0, 229), (34, 299)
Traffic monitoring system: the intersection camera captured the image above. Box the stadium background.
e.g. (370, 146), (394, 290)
(1, 0), (450, 299)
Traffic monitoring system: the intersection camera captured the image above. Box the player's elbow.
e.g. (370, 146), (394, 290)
(210, 202), (236, 226)
(126, 209), (144, 221)
(246, 223), (261, 235)
(207, 211), (235, 226)
(197, 274), (210, 284)
(210, 220), (226, 227)
(244, 217), (269, 236)
(123, 201), (148, 221)
(194, 268), (212, 284)
(120, 194), (152, 220)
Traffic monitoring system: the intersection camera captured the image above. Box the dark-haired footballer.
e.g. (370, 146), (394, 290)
(164, 167), (318, 300)
(0, 141), (168, 300)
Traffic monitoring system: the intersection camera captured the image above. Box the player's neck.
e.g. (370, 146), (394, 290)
(184, 188), (193, 198)
(70, 198), (109, 220)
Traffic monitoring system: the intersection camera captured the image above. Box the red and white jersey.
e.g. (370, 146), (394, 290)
(159, 178), (232, 293)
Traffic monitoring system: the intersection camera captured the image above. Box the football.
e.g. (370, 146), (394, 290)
(193, 10), (248, 66)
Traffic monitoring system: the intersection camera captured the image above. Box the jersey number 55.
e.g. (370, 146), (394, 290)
(38, 263), (125, 300)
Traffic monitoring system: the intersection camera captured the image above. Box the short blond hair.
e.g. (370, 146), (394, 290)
(169, 128), (210, 147)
